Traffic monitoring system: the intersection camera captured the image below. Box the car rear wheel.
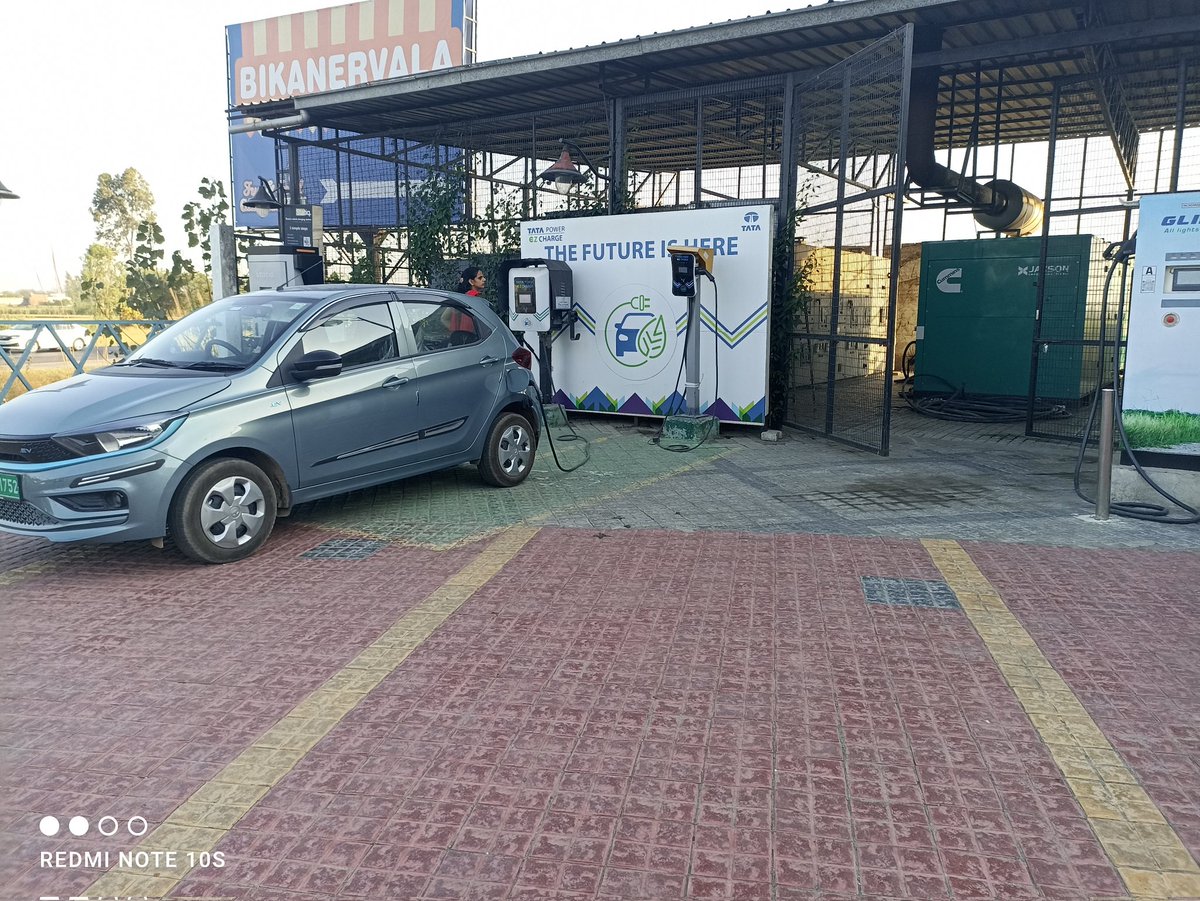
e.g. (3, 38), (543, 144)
(71, 337), (86, 352)
(168, 458), (278, 564)
(478, 412), (536, 487)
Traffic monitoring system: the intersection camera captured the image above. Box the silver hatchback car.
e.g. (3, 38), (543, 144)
(0, 286), (540, 563)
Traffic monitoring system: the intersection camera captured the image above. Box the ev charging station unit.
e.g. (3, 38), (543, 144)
(246, 246), (325, 292)
(504, 246), (722, 437)
(246, 206), (326, 292)
(1122, 190), (1200, 469)
(502, 259), (575, 401)
(665, 246), (718, 437)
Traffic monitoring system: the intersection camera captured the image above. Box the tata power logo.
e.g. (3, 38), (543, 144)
(935, 268), (962, 293)
(601, 287), (676, 381)
(742, 211), (762, 232)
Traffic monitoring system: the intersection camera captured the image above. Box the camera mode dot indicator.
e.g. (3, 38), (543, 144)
(38, 815), (60, 836)
(68, 815), (89, 836)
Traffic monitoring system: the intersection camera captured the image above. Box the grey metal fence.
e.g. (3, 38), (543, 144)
(1, 320), (171, 403)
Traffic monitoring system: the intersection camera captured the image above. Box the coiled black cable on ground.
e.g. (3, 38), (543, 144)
(1071, 241), (1200, 524)
(901, 371), (1070, 423)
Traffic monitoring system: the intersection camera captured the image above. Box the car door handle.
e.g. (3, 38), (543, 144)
(478, 356), (499, 367)
(383, 375), (410, 388)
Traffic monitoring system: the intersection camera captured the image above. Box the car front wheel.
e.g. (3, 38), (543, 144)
(71, 337), (86, 351)
(478, 412), (536, 487)
(168, 458), (278, 563)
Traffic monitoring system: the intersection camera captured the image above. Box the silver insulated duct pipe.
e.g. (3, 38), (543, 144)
(907, 27), (1043, 236)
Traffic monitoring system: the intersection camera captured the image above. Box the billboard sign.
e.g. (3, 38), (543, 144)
(1123, 191), (1200, 461)
(521, 207), (773, 424)
(227, 0), (470, 228)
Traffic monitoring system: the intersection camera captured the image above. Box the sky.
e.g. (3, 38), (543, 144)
(0, 0), (805, 291)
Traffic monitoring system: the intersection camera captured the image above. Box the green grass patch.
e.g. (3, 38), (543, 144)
(1122, 408), (1200, 450)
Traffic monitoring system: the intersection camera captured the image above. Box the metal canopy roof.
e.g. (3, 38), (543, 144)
(242, 0), (1200, 160)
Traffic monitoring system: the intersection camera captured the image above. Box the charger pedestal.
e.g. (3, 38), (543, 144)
(662, 414), (718, 443)
(541, 403), (569, 428)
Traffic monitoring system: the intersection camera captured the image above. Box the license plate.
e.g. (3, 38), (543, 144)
(0, 473), (20, 501)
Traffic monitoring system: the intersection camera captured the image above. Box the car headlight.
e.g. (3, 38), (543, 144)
(54, 415), (185, 457)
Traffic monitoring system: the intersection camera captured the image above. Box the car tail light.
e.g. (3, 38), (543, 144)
(512, 347), (533, 370)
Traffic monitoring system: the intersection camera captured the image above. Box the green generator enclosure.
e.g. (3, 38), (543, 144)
(915, 235), (1108, 400)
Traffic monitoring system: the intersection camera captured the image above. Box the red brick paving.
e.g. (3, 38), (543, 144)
(0, 522), (482, 900)
(4, 527), (1192, 898)
(966, 542), (1200, 865)
(17, 528), (1127, 900)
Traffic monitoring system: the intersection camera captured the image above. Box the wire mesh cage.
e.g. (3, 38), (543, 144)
(784, 29), (910, 453)
(1031, 64), (1197, 443)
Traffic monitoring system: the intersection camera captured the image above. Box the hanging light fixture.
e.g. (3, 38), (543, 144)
(538, 146), (588, 193)
(538, 139), (608, 194)
(0, 179), (18, 201)
(243, 176), (282, 210)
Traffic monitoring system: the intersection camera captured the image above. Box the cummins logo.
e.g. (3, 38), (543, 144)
(935, 268), (962, 293)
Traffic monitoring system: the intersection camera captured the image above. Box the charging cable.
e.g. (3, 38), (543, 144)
(1072, 238), (1199, 524)
(518, 337), (591, 473)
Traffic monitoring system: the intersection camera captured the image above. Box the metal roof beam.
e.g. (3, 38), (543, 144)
(911, 14), (1200, 68)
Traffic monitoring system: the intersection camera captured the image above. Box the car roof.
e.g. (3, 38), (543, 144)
(260, 285), (468, 302)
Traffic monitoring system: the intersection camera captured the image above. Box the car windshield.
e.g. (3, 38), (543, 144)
(124, 294), (323, 371)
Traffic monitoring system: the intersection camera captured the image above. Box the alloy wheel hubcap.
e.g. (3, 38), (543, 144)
(199, 476), (266, 547)
(497, 425), (531, 476)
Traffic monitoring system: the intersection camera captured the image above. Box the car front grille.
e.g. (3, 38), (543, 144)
(0, 499), (58, 527)
(0, 437), (80, 464)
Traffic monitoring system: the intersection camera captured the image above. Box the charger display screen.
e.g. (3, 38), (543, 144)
(671, 253), (696, 297)
(513, 276), (536, 313)
(1168, 266), (1200, 292)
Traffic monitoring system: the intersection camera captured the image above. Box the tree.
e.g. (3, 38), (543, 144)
(63, 272), (83, 305)
(80, 243), (134, 319)
(405, 166), (522, 308)
(91, 168), (155, 258)
(125, 221), (211, 320)
(181, 178), (230, 273)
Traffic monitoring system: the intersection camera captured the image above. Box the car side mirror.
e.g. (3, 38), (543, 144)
(291, 349), (343, 381)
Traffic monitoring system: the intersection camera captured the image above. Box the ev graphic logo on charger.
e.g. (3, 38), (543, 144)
(602, 286), (675, 380)
(936, 268), (963, 293)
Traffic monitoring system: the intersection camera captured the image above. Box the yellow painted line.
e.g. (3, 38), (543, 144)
(923, 539), (1200, 901)
(85, 526), (540, 898)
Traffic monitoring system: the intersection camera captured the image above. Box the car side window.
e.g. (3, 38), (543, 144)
(402, 301), (492, 354)
(300, 302), (398, 368)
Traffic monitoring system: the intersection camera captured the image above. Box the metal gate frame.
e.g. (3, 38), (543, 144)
(782, 26), (913, 455)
